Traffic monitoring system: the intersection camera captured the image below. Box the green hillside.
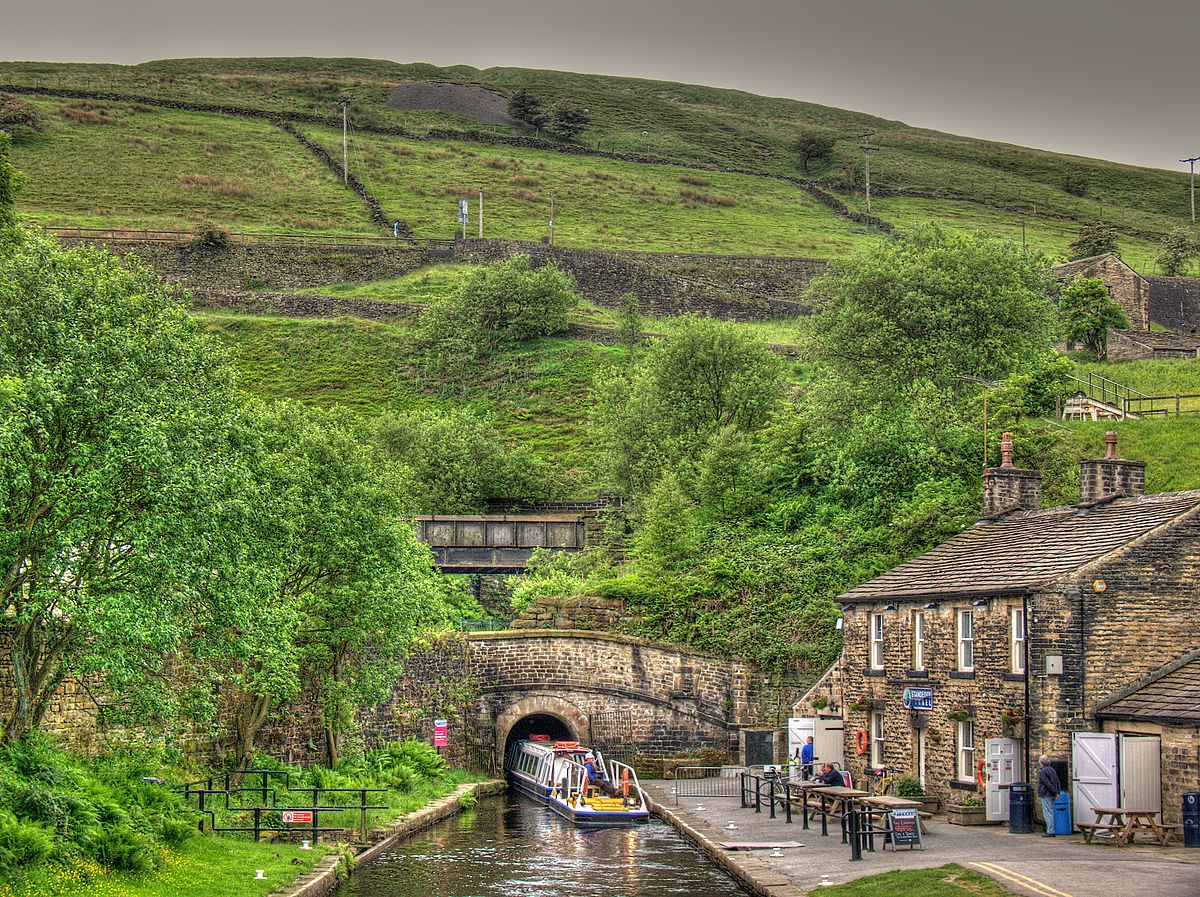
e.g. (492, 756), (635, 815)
(1, 57), (1194, 264)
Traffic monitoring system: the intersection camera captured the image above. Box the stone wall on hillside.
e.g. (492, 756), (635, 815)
(509, 594), (632, 632)
(1148, 276), (1200, 332)
(453, 240), (825, 321)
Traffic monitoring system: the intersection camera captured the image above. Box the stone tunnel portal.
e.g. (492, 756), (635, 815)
(504, 713), (576, 752)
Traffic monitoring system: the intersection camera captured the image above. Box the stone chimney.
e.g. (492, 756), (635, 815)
(982, 433), (1043, 516)
(1079, 432), (1145, 504)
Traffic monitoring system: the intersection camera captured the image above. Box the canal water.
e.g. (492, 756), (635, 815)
(335, 793), (747, 897)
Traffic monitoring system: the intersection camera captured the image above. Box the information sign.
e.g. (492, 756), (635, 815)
(282, 810), (313, 824)
(433, 718), (448, 748)
(902, 687), (934, 711)
(888, 808), (923, 850)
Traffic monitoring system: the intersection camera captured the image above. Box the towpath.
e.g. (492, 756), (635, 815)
(641, 780), (1200, 897)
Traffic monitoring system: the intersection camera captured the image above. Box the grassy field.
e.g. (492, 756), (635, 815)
(818, 864), (1015, 896)
(300, 125), (875, 255)
(6, 97), (374, 234)
(2, 57), (1193, 251)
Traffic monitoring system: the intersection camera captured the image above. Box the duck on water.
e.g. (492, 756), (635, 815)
(505, 735), (650, 826)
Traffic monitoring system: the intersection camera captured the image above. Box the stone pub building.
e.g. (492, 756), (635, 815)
(838, 433), (1200, 825)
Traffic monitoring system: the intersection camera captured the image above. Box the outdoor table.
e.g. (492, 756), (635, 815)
(1086, 807), (1172, 846)
(809, 785), (867, 840)
(787, 781), (831, 831)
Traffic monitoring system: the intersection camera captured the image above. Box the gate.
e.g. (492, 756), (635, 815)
(1072, 732), (1117, 828)
(464, 722), (498, 776)
(590, 710), (634, 765)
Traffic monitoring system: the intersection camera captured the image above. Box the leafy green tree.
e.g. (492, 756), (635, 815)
(1156, 226), (1197, 276)
(0, 131), (21, 230)
(793, 131), (836, 175)
(808, 224), (1057, 398)
(1068, 221), (1119, 260)
(418, 255), (578, 357)
(374, 410), (545, 513)
(1059, 276), (1129, 357)
(695, 426), (767, 521)
(594, 316), (785, 495)
(615, 291), (644, 355)
(547, 101), (591, 141)
(507, 88), (547, 130)
(0, 231), (240, 743)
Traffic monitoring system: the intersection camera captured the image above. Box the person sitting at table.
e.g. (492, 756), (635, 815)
(1037, 754), (1061, 837)
(815, 763), (844, 786)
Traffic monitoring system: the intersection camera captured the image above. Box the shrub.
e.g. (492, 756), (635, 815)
(1068, 222), (1119, 260)
(893, 775), (924, 798)
(81, 825), (153, 873)
(1062, 173), (1089, 197)
(0, 94), (46, 136)
(190, 222), (230, 253)
(0, 811), (53, 873)
(457, 791), (478, 810)
(793, 131), (836, 175)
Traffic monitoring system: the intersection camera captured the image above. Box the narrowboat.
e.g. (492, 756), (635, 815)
(505, 736), (650, 825)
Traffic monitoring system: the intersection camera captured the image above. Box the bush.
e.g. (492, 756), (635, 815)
(190, 222), (230, 253)
(893, 775), (924, 798)
(0, 811), (53, 874)
(80, 825), (154, 873)
(1062, 172), (1089, 197)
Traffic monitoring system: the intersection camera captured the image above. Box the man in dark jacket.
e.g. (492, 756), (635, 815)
(815, 763), (845, 786)
(1037, 754), (1061, 836)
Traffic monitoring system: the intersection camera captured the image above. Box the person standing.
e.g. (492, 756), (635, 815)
(1037, 755), (1061, 837)
(800, 736), (815, 780)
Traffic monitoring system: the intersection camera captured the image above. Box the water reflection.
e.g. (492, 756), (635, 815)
(336, 793), (746, 897)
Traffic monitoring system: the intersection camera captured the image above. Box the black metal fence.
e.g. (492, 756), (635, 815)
(179, 769), (387, 843)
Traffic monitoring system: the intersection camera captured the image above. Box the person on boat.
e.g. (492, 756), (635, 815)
(583, 753), (620, 797)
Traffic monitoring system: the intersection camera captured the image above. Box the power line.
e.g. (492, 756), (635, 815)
(860, 132), (878, 215)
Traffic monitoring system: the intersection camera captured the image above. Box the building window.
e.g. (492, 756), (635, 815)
(1010, 606), (1026, 674)
(871, 711), (885, 768)
(870, 613), (885, 670)
(957, 610), (974, 671)
(912, 611), (925, 671)
(957, 720), (975, 782)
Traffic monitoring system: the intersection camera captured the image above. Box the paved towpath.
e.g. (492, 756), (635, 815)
(641, 780), (1200, 897)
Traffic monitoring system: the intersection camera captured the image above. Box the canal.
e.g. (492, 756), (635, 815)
(335, 793), (748, 897)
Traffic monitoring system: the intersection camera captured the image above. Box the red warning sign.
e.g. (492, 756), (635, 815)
(282, 810), (313, 824)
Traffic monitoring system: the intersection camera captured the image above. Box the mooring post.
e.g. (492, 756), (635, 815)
(784, 783), (792, 824)
(740, 773), (747, 809)
(755, 777), (762, 814)
(849, 803), (862, 861)
(769, 780), (777, 819)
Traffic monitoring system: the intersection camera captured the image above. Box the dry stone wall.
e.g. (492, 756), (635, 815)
(1148, 276), (1200, 332)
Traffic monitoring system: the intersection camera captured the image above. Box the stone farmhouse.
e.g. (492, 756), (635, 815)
(1052, 253), (1150, 331)
(836, 432), (1200, 827)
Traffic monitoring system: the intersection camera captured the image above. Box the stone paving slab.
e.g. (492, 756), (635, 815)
(642, 780), (1200, 897)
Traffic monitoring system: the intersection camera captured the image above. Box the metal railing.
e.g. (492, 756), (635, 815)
(459, 616), (509, 632)
(1123, 393), (1200, 417)
(673, 765), (749, 802)
(179, 769), (387, 843)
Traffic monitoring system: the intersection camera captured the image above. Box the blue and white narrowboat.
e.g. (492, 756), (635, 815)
(505, 736), (650, 826)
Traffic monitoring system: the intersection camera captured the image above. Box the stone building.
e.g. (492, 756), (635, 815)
(1105, 328), (1200, 362)
(1147, 275), (1200, 332)
(1052, 252), (1150, 331)
(837, 432), (1200, 825)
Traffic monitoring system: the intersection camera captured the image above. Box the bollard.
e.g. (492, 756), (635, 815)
(769, 781), (777, 819)
(755, 777), (762, 814)
(849, 803), (862, 861)
(784, 783), (792, 824)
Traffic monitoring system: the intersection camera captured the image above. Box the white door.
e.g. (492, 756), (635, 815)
(1119, 734), (1162, 814)
(1072, 732), (1118, 829)
(985, 738), (1020, 822)
(814, 717), (844, 768)
(917, 727), (927, 791)
(788, 717), (814, 779)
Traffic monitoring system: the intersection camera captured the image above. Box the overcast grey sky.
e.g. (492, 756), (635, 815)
(2, 0), (1196, 171)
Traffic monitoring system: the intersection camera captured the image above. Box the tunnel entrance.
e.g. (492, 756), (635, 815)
(503, 713), (576, 758)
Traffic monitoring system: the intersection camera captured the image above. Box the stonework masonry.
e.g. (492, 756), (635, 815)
(1052, 253), (1150, 331)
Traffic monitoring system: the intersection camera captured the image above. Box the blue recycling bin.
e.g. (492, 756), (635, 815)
(1009, 782), (1033, 834)
(1053, 790), (1072, 836)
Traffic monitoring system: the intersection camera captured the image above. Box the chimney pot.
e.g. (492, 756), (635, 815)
(1000, 432), (1015, 469)
(983, 433), (1042, 516)
(1104, 431), (1119, 460)
(1080, 433), (1144, 503)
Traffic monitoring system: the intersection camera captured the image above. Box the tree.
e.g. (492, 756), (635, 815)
(615, 291), (644, 355)
(546, 101), (591, 141)
(507, 89), (547, 130)
(1059, 276), (1129, 357)
(1156, 227), (1197, 276)
(1068, 222), (1119, 260)
(808, 223), (1058, 398)
(0, 131), (21, 230)
(793, 131), (836, 175)
(0, 231), (241, 742)
(417, 255), (579, 356)
(594, 316), (785, 495)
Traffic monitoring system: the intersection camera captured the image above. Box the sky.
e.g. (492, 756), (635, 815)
(2, 0), (1196, 171)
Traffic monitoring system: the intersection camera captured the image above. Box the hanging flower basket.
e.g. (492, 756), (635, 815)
(811, 696), (829, 711)
(848, 696), (875, 712)
(1000, 707), (1024, 727)
(946, 706), (972, 723)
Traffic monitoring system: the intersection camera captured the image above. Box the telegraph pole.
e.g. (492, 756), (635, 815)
(479, 188), (484, 239)
(548, 192), (555, 245)
(860, 132), (877, 215)
(339, 95), (351, 186)
(1182, 155), (1199, 225)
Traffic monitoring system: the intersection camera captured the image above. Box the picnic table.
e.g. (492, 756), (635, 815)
(1079, 807), (1177, 846)
(809, 785), (867, 840)
(785, 780), (833, 831)
(859, 794), (932, 835)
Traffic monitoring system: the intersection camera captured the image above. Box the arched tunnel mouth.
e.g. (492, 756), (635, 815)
(503, 713), (577, 757)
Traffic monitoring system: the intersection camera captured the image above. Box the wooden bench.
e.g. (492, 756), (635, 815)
(1156, 823), (1181, 846)
(1078, 822), (1122, 843)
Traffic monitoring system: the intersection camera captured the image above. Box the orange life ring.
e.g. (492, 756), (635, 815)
(622, 768), (630, 798)
(554, 740), (580, 750)
(854, 728), (869, 755)
(976, 758), (987, 790)
(530, 734), (550, 742)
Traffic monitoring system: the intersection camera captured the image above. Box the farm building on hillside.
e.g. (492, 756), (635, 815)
(1147, 276), (1200, 332)
(837, 431), (1200, 827)
(1105, 328), (1200, 362)
(1052, 253), (1149, 331)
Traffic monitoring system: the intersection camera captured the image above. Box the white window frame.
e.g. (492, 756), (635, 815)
(912, 611), (925, 671)
(870, 613), (885, 670)
(870, 711), (886, 768)
(1010, 606), (1026, 674)
(957, 610), (974, 671)
(957, 720), (975, 782)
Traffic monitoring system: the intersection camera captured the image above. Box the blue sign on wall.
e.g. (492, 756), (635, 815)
(902, 687), (934, 711)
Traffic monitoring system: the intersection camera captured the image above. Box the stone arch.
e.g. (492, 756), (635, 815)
(495, 694), (591, 759)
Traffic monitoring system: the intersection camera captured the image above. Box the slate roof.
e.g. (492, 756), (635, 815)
(1096, 649), (1200, 724)
(1051, 252), (1142, 281)
(840, 490), (1200, 602)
